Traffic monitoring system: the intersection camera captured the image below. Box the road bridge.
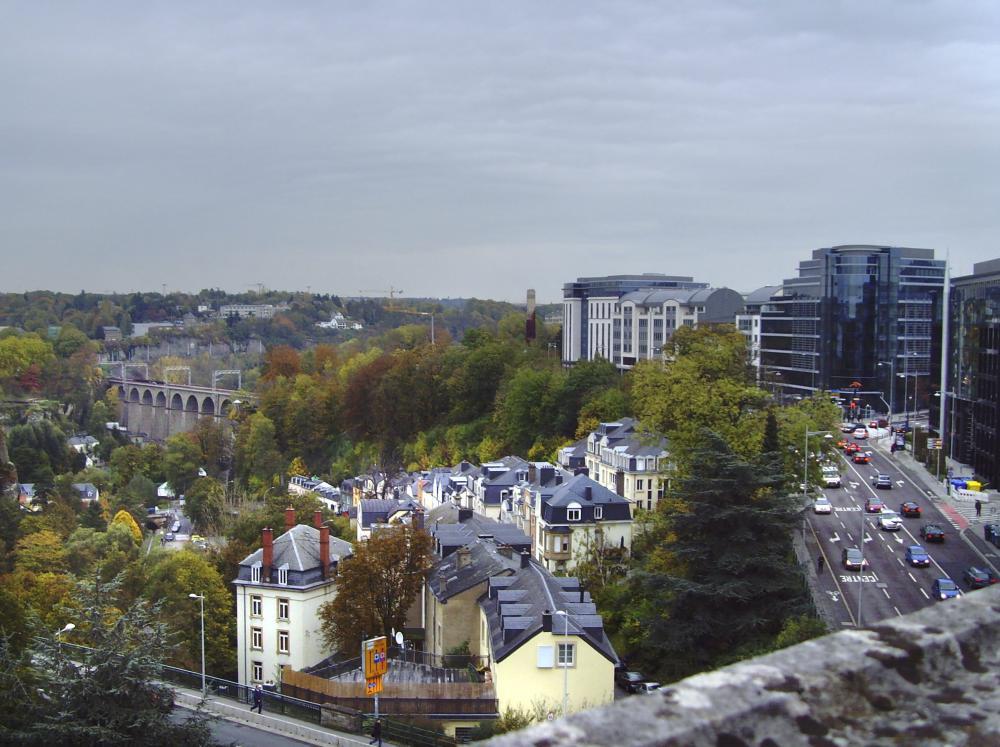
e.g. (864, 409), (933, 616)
(106, 377), (256, 441)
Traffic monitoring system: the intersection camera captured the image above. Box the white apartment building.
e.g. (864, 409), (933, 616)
(233, 510), (352, 687)
(737, 286), (781, 382)
(585, 418), (669, 514)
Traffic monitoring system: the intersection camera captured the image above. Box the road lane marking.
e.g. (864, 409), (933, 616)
(878, 533), (886, 543)
(897, 557), (904, 566)
(894, 606), (902, 616)
(882, 588), (891, 599)
(920, 588), (930, 599)
(839, 521), (846, 529)
(908, 572), (917, 583)
(806, 513), (857, 627)
(847, 532), (854, 542)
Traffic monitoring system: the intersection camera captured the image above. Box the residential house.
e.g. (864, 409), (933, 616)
(355, 498), (422, 541)
(504, 462), (571, 550)
(234, 509), (353, 687)
(585, 418), (670, 513)
(424, 504), (531, 660)
(288, 475), (343, 513)
(531, 474), (632, 573)
(472, 457), (529, 519)
(479, 558), (617, 716)
(71, 482), (100, 503)
(425, 461), (478, 511)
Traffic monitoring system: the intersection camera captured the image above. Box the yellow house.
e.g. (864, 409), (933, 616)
(479, 564), (617, 717)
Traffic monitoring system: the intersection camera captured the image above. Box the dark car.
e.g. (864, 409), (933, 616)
(841, 547), (867, 571)
(871, 474), (892, 490)
(920, 524), (946, 543)
(616, 671), (644, 692)
(962, 566), (999, 590)
(931, 578), (961, 600)
(853, 452), (871, 464)
(985, 524), (1000, 549)
(905, 545), (930, 567)
(899, 502), (921, 518)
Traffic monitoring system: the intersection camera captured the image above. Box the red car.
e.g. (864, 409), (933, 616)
(845, 443), (861, 454)
(853, 452), (871, 464)
(865, 497), (885, 513)
(899, 502), (921, 518)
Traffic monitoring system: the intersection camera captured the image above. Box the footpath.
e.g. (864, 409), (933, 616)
(867, 433), (1000, 575)
(172, 683), (387, 747)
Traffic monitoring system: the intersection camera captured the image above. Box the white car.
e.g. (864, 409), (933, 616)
(813, 496), (833, 514)
(853, 427), (869, 440)
(822, 467), (841, 488)
(878, 510), (902, 531)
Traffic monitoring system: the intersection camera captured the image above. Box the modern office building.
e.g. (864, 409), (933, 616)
(737, 285), (781, 378)
(940, 258), (1000, 486)
(561, 274), (744, 370)
(759, 245), (946, 415)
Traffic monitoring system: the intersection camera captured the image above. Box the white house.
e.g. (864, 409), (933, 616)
(233, 509), (353, 687)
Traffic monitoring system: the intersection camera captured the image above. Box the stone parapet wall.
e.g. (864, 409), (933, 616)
(487, 585), (1000, 746)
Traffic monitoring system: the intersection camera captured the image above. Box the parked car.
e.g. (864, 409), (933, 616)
(877, 510), (902, 531)
(905, 545), (930, 567)
(871, 474), (893, 490)
(920, 524), (946, 543)
(962, 566), (999, 590)
(853, 452), (871, 464)
(171, 521), (181, 533)
(164, 532), (175, 542)
(899, 502), (921, 518)
(635, 682), (661, 694)
(864, 496), (885, 513)
(616, 671), (644, 691)
(985, 524), (1000, 549)
(813, 496), (832, 514)
(931, 578), (961, 601)
(842, 547), (867, 570)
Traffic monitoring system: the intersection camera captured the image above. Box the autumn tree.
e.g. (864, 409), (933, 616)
(185, 477), (225, 533)
(163, 433), (202, 497)
(144, 550), (235, 676)
(263, 344), (301, 380)
(111, 509), (142, 544)
(319, 526), (432, 652)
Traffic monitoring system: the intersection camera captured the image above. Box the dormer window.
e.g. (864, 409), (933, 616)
(277, 564), (289, 585)
(251, 562), (262, 583)
(594, 506), (603, 520)
(567, 508), (581, 522)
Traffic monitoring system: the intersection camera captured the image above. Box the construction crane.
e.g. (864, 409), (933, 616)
(359, 286), (404, 300)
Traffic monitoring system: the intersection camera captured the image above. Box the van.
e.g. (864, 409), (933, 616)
(822, 466), (841, 488)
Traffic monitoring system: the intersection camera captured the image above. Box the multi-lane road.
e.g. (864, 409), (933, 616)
(805, 430), (991, 628)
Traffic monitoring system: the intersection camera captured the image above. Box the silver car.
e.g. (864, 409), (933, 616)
(877, 510), (902, 531)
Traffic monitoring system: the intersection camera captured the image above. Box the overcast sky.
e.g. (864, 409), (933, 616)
(2, 2), (998, 302)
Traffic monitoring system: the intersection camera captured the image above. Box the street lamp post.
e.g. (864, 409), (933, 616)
(553, 610), (569, 716)
(878, 359), (895, 420)
(803, 431), (833, 498)
(189, 593), (206, 699)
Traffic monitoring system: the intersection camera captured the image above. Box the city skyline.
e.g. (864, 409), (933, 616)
(2, 1), (999, 302)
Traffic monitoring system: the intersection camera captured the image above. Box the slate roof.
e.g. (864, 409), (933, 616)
(479, 559), (617, 665)
(238, 524), (353, 574)
(743, 285), (781, 306)
(540, 474), (631, 525)
(591, 418), (669, 458)
(428, 504), (532, 555)
(71, 483), (99, 501)
(359, 498), (419, 528)
(427, 539), (520, 602)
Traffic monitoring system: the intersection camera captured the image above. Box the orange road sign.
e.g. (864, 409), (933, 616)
(363, 636), (388, 678)
(366, 676), (383, 696)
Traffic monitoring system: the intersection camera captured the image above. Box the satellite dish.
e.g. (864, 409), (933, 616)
(394, 631), (404, 646)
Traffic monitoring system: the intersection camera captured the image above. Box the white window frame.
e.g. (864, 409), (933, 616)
(557, 642), (576, 668)
(251, 563), (261, 583)
(250, 595), (262, 617)
(251, 627), (263, 650)
(252, 660), (263, 683)
(277, 565), (289, 585)
(567, 508), (581, 522)
(277, 597), (289, 621)
(278, 630), (290, 654)
(594, 506), (603, 520)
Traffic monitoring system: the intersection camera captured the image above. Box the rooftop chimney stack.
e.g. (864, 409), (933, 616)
(319, 525), (330, 579)
(542, 609), (552, 632)
(457, 546), (472, 569)
(285, 506), (296, 530)
(313, 510), (323, 529)
(262, 527), (274, 583)
(520, 550), (530, 569)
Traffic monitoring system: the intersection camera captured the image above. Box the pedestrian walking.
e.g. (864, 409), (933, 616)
(369, 718), (382, 747)
(975, 499), (982, 518)
(817, 556), (825, 574)
(250, 685), (263, 714)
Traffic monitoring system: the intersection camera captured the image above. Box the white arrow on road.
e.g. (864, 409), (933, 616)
(896, 480), (905, 487)
(826, 590), (841, 603)
(863, 532), (874, 543)
(850, 482), (859, 489)
(893, 534), (904, 544)
(829, 532), (841, 543)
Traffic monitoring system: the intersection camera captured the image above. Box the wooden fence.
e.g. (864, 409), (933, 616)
(282, 667), (498, 716)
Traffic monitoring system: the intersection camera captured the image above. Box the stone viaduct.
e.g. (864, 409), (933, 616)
(107, 377), (256, 442)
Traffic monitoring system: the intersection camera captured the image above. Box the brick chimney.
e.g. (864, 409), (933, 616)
(542, 609), (552, 632)
(457, 546), (472, 569)
(262, 527), (273, 583)
(319, 524), (330, 579)
(520, 550), (530, 569)
(413, 510), (425, 531)
(313, 509), (323, 529)
(285, 506), (296, 531)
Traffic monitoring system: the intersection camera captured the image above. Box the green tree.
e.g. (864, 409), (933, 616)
(319, 526), (432, 652)
(163, 433), (202, 497)
(0, 574), (215, 745)
(185, 477), (225, 533)
(234, 412), (283, 491)
(144, 551), (234, 675)
(629, 430), (807, 682)
(14, 529), (68, 574)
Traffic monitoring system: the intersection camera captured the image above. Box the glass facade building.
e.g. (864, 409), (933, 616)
(941, 259), (1000, 487)
(760, 245), (945, 416)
